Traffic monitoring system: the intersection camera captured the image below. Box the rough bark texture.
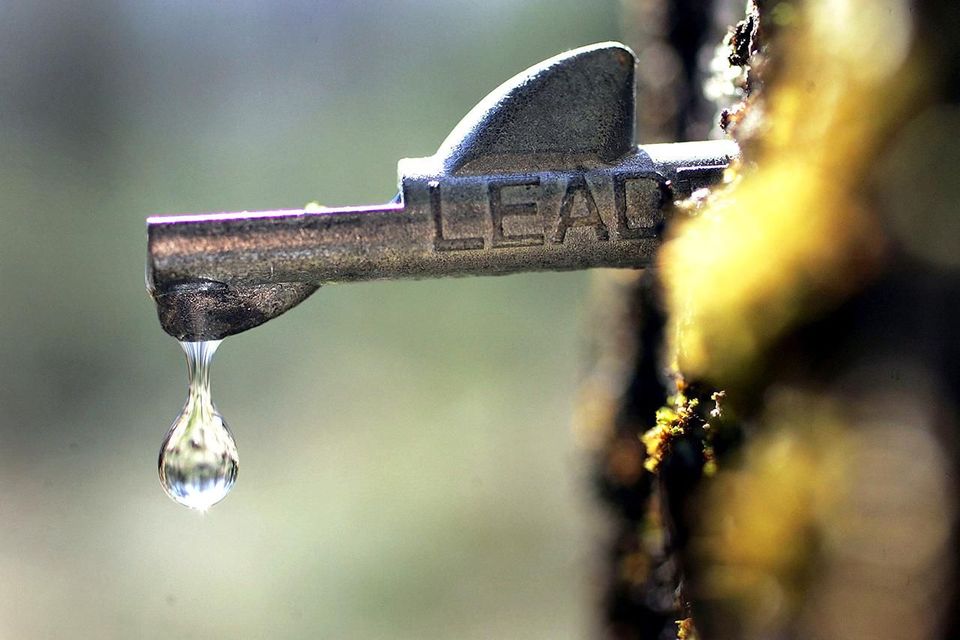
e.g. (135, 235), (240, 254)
(584, 1), (960, 637)
(582, 1), (720, 637)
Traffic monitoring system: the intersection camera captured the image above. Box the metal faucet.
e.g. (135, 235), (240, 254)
(146, 42), (737, 341)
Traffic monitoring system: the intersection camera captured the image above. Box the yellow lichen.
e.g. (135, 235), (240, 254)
(641, 390), (699, 473)
(690, 385), (956, 638)
(701, 390), (726, 477)
(660, 0), (928, 386)
(691, 391), (850, 637)
(676, 616), (697, 640)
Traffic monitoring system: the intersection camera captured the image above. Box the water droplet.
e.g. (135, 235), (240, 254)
(158, 340), (238, 510)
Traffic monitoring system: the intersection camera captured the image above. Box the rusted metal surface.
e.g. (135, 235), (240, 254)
(147, 42), (737, 341)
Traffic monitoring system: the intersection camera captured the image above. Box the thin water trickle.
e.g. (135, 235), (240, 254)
(158, 340), (238, 510)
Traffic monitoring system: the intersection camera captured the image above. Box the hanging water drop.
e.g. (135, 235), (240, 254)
(158, 340), (238, 510)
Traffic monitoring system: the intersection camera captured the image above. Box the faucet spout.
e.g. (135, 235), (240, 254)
(146, 42), (737, 341)
(148, 279), (318, 342)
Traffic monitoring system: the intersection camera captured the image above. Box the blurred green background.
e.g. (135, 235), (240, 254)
(0, 1), (626, 637)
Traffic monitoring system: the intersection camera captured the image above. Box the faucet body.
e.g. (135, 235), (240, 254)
(147, 43), (737, 341)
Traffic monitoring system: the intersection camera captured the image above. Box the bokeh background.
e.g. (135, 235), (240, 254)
(0, 1), (630, 637)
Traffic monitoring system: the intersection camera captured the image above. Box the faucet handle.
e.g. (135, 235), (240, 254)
(435, 42), (636, 174)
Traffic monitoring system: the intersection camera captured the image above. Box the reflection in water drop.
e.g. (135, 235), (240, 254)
(158, 340), (238, 511)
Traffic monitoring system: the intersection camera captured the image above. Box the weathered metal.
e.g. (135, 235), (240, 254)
(147, 42), (737, 341)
